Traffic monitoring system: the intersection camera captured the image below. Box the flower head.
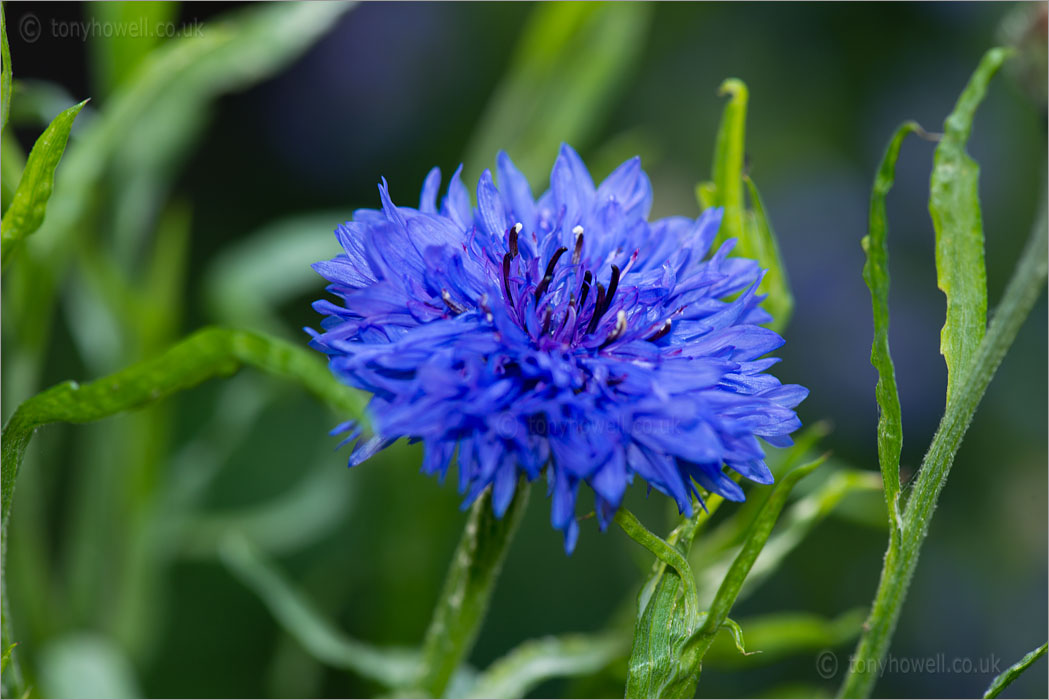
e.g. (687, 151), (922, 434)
(309, 145), (806, 551)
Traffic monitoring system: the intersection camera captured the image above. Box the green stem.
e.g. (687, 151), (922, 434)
(840, 213), (1048, 698)
(416, 480), (530, 698)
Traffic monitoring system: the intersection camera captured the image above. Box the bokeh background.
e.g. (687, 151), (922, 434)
(2, 2), (1046, 698)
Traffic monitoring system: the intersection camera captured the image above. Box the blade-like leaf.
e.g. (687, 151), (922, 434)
(0, 99), (87, 270)
(1, 327), (366, 531)
(463, 2), (651, 184)
(698, 82), (794, 328)
(706, 78), (747, 245)
(983, 642), (1047, 699)
(1, 3), (11, 132)
(467, 634), (626, 699)
(929, 47), (1011, 403)
(864, 122), (921, 531)
(219, 534), (419, 688)
(743, 175), (794, 330)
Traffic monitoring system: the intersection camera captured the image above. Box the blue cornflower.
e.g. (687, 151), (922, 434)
(309, 145), (806, 552)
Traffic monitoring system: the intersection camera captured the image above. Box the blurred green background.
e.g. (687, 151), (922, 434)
(1, 2), (1045, 698)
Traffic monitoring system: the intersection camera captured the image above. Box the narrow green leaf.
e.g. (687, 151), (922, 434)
(463, 1), (651, 184)
(1, 3), (11, 132)
(718, 617), (753, 656)
(1, 326), (366, 531)
(708, 78), (748, 245)
(467, 634), (626, 699)
(841, 198), (1047, 698)
(416, 479), (531, 698)
(690, 454), (827, 660)
(984, 642), (1047, 699)
(0, 99), (87, 270)
(743, 175), (794, 331)
(219, 534), (419, 688)
(864, 122), (921, 531)
(929, 47), (1011, 403)
(705, 609), (867, 669)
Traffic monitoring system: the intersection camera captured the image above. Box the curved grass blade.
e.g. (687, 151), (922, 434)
(219, 533), (419, 688)
(1, 326), (365, 531)
(463, 2), (651, 184)
(864, 122), (921, 531)
(0, 99), (87, 271)
(467, 634), (626, 699)
(929, 47), (1012, 403)
(983, 642), (1047, 699)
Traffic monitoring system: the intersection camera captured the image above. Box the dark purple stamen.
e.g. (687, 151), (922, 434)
(587, 283), (607, 334)
(579, 271), (592, 310)
(540, 307), (553, 336)
(534, 246), (568, 302)
(441, 289), (465, 315)
(572, 225), (584, 264)
(606, 265), (621, 306)
(508, 223), (521, 258)
(502, 252), (513, 302)
(645, 319), (672, 342)
(599, 310), (628, 349)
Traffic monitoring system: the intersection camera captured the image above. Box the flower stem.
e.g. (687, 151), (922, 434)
(840, 211), (1047, 698)
(416, 478), (530, 697)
